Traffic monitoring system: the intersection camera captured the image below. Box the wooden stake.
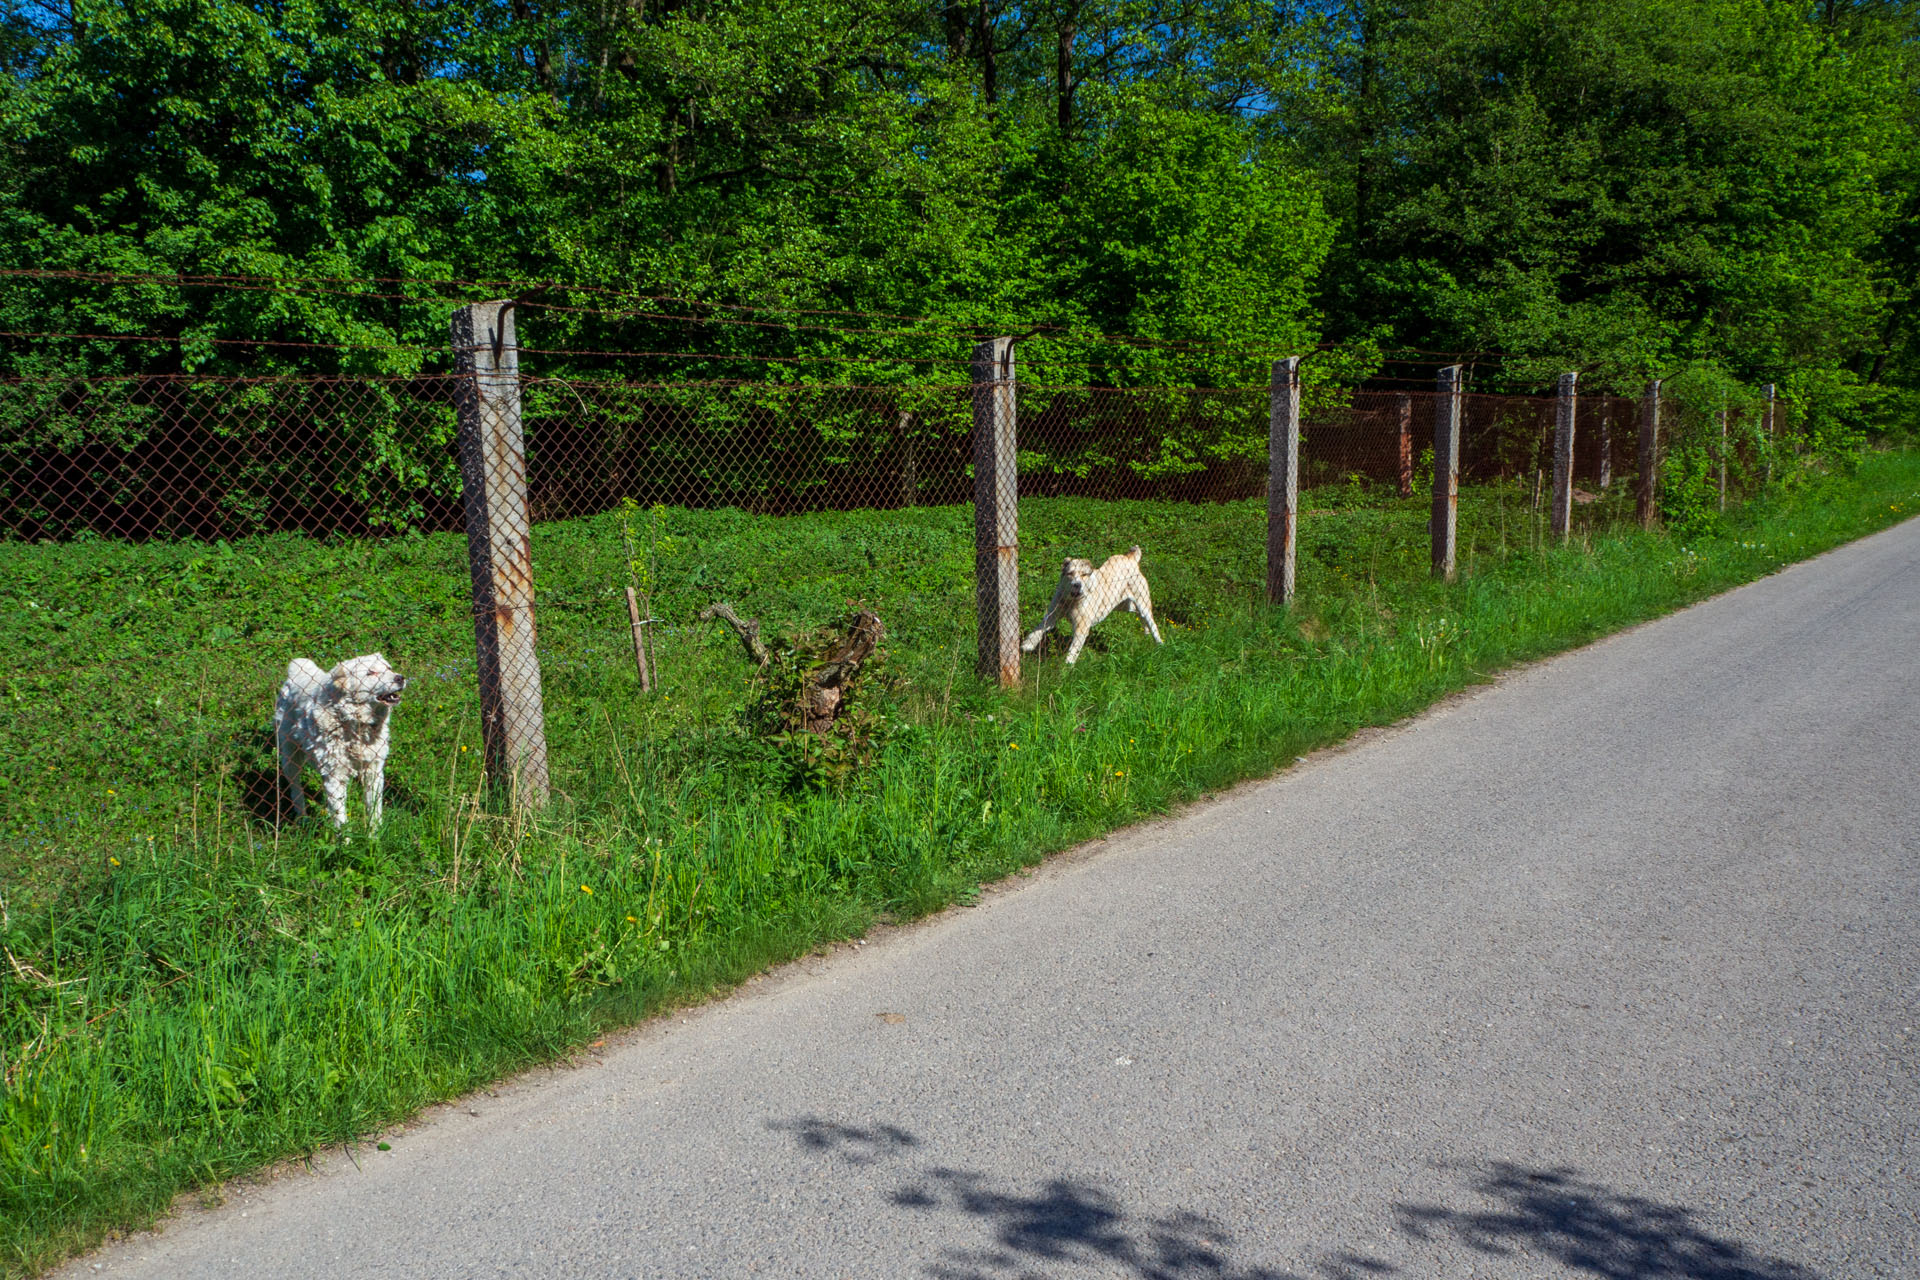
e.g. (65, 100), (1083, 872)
(625, 586), (654, 692)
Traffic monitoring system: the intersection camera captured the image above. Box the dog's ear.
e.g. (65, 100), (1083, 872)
(1129, 545), (1142, 560)
(1063, 557), (1073, 570)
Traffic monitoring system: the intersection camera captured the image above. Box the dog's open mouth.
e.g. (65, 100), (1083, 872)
(377, 689), (404, 705)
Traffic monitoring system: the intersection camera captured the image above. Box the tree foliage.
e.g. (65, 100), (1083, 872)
(0, 0), (1913, 427)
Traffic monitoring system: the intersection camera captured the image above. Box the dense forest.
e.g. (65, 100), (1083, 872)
(0, 0), (1915, 425)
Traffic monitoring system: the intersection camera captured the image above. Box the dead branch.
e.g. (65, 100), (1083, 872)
(700, 601), (770, 667)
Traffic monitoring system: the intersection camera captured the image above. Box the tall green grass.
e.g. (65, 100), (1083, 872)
(2, 453), (1916, 1276)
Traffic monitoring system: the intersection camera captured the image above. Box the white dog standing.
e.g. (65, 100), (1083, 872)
(275, 653), (408, 830)
(1021, 545), (1165, 664)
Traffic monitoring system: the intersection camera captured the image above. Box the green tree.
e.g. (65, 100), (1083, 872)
(1302, 0), (1914, 433)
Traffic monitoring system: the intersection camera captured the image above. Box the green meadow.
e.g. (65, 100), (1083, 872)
(2, 453), (1916, 1277)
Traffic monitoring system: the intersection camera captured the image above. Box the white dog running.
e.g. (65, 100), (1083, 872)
(275, 652), (408, 829)
(1021, 545), (1165, 664)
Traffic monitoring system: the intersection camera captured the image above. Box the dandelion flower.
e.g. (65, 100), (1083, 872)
(106, 789), (116, 796)
(460, 745), (468, 753)
(580, 885), (593, 895)
(626, 915), (638, 923)
(109, 856), (120, 866)
(1009, 742), (1019, 750)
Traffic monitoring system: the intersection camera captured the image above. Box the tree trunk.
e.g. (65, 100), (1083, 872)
(976, 2), (999, 104)
(799, 611), (884, 733)
(1056, 11), (1077, 132)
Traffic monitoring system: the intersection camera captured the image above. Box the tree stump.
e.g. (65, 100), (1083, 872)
(701, 602), (884, 734)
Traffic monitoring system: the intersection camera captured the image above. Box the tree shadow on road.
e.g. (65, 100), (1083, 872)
(769, 1119), (1823, 1280)
(767, 1114), (1387, 1280)
(1394, 1162), (1821, 1280)
(890, 1167), (1391, 1280)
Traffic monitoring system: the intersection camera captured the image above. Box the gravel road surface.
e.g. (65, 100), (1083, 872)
(63, 518), (1920, 1279)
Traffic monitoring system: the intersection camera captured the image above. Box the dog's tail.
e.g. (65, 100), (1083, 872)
(1128, 544), (1142, 561)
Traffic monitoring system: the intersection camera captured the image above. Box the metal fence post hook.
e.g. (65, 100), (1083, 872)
(493, 299), (519, 365)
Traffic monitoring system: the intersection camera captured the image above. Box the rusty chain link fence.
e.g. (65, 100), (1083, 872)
(2, 311), (1752, 874)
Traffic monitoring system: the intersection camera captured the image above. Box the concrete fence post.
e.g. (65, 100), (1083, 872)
(1718, 401), (1729, 511)
(897, 409), (919, 508)
(1550, 372), (1577, 541)
(1396, 393), (1414, 497)
(973, 338), (1019, 686)
(451, 300), (550, 807)
(1267, 356), (1302, 606)
(1597, 406), (1613, 490)
(1432, 365), (1462, 581)
(1763, 383), (1777, 485)
(1637, 379), (1662, 529)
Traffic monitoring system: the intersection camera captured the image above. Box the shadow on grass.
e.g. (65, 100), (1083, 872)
(230, 725), (431, 833)
(771, 1119), (1824, 1280)
(235, 765), (295, 828)
(1395, 1162), (1821, 1280)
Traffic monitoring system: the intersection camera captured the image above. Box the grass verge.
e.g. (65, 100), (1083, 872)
(2, 451), (1916, 1276)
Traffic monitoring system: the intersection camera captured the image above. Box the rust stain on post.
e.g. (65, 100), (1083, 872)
(997, 547), (1020, 683)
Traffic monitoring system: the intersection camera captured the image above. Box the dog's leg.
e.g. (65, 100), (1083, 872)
(1128, 579), (1159, 644)
(1062, 620), (1092, 664)
(276, 718), (308, 820)
(1021, 583), (1069, 654)
(364, 763), (385, 833)
(1135, 588), (1165, 644)
(321, 762), (350, 829)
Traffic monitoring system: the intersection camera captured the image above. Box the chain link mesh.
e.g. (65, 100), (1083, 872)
(0, 358), (1727, 860)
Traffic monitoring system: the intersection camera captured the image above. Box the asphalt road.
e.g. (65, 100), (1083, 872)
(64, 519), (1920, 1280)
